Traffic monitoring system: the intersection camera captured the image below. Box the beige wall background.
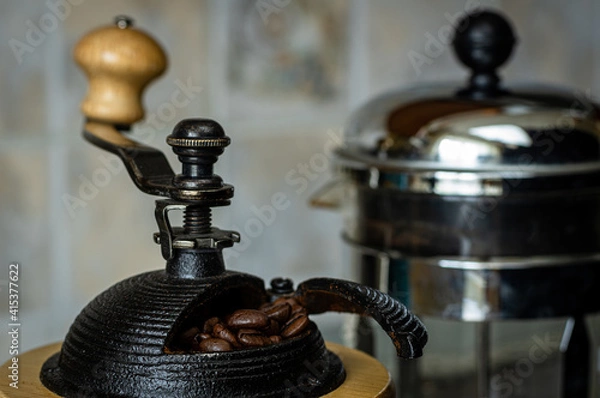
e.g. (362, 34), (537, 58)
(0, 0), (597, 362)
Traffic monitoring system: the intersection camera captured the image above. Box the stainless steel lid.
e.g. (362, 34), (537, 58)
(335, 11), (600, 195)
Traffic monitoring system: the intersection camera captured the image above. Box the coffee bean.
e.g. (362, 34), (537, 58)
(203, 317), (221, 334)
(273, 297), (299, 307)
(237, 329), (272, 347)
(291, 305), (307, 317)
(269, 335), (282, 344)
(199, 338), (232, 353)
(263, 319), (280, 336)
(181, 326), (200, 343)
(263, 303), (291, 323)
(180, 327), (202, 351)
(178, 299), (311, 353)
(213, 323), (240, 348)
(281, 313), (309, 338)
(226, 309), (269, 329)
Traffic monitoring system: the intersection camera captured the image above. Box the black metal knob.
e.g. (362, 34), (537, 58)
(452, 10), (517, 98)
(270, 278), (294, 295)
(167, 119), (230, 189)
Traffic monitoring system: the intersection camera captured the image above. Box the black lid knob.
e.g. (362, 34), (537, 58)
(166, 119), (230, 189)
(270, 278), (294, 295)
(452, 10), (517, 98)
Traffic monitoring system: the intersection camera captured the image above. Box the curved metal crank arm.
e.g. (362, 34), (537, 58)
(83, 121), (176, 197)
(294, 278), (428, 359)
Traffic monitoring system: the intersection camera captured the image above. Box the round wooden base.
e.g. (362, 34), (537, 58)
(0, 342), (393, 398)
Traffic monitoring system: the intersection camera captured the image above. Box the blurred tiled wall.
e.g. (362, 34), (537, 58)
(0, 0), (598, 361)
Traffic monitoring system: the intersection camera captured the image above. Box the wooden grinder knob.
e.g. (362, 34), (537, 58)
(74, 16), (167, 125)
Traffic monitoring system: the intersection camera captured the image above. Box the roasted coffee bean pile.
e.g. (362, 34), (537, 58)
(180, 297), (310, 353)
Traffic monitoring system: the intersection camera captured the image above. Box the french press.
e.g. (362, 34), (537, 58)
(32, 16), (427, 398)
(313, 9), (600, 398)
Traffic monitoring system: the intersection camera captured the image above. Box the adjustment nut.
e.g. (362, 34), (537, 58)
(166, 136), (231, 148)
(167, 119), (230, 148)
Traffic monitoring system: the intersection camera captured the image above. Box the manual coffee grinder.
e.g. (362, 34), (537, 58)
(0, 17), (428, 398)
(312, 9), (600, 398)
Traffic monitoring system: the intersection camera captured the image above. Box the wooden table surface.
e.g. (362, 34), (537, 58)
(0, 342), (393, 397)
